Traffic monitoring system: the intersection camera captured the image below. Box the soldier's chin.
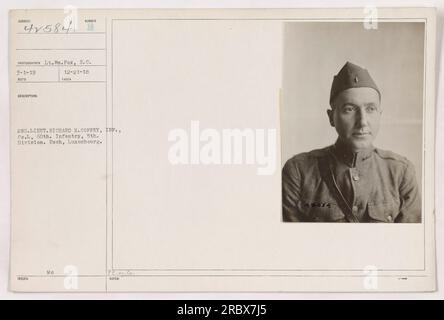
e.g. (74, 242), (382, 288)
(348, 138), (372, 150)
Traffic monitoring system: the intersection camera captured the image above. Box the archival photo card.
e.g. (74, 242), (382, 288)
(9, 8), (436, 292)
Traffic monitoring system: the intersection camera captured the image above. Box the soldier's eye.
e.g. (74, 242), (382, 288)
(342, 106), (354, 113)
(366, 105), (377, 113)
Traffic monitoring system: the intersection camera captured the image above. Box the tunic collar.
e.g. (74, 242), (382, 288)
(331, 139), (374, 168)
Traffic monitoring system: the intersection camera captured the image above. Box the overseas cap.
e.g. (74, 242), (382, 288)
(330, 61), (380, 104)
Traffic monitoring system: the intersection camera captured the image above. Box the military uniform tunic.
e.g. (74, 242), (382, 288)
(282, 142), (421, 223)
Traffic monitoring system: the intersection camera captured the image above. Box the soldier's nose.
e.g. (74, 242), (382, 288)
(356, 108), (369, 127)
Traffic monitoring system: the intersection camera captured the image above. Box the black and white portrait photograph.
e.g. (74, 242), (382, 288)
(281, 22), (424, 223)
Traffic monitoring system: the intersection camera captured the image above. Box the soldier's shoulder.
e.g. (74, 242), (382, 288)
(374, 148), (412, 167)
(284, 146), (330, 167)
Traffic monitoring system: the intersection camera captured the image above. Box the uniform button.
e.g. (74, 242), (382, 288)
(387, 215), (393, 222)
(352, 175), (359, 181)
(352, 206), (358, 213)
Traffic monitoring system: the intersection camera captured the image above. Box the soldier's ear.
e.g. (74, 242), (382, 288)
(377, 100), (383, 115)
(327, 109), (335, 127)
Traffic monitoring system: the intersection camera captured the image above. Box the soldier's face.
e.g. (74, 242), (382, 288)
(328, 87), (381, 151)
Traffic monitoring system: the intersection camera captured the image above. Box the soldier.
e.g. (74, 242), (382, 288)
(282, 61), (421, 223)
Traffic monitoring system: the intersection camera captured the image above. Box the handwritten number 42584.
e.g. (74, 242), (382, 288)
(23, 21), (74, 34)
